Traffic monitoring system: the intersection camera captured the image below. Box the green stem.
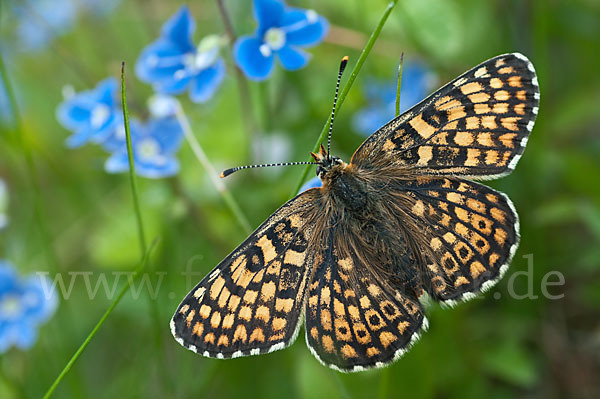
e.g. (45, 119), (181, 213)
(121, 63), (168, 392)
(175, 105), (252, 235)
(395, 52), (404, 117)
(43, 240), (158, 398)
(291, 0), (400, 197)
(121, 62), (147, 256)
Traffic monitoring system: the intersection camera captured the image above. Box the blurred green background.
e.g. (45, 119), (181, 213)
(1, 0), (599, 398)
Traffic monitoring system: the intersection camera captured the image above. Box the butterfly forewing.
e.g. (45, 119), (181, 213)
(352, 53), (539, 179)
(305, 239), (426, 372)
(171, 190), (321, 358)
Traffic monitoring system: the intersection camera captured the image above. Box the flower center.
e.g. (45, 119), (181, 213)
(0, 294), (22, 320)
(261, 27), (286, 56)
(90, 104), (111, 129)
(148, 95), (178, 118)
(136, 137), (161, 161)
(179, 35), (222, 79)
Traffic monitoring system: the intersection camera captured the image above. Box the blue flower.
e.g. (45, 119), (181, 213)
(233, 0), (329, 81)
(56, 78), (120, 148)
(104, 116), (184, 179)
(352, 61), (435, 136)
(136, 6), (225, 103)
(0, 261), (58, 353)
(0, 179), (7, 230)
(298, 176), (322, 193)
(14, 0), (77, 52)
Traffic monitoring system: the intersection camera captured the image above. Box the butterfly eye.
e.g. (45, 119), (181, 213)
(316, 166), (324, 176)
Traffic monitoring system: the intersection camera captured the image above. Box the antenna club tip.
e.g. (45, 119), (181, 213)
(340, 56), (349, 72)
(221, 169), (234, 178)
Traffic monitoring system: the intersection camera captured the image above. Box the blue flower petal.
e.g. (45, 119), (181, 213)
(161, 5), (195, 51)
(135, 157), (180, 179)
(13, 322), (37, 349)
(282, 9), (329, 47)
(155, 73), (193, 95)
(146, 117), (184, 154)
(56, 95), (96, 131)
(95, 78), (118, 104)
(277, 45), (309, 71)
(189, 59), (226, 103)
(104, 151), (130, 174)
(135, 39), (188, 83)
(0, 262), (18, 293)
(101, 117), (142, 153)
(0, 261), (57, 353)
(254, 0), (285, 35)
(352, 103), (395, 137)
(65, 127), (98, 148)
(88, 114), (119, 144)
(234, 36), (275, 81)
(21, 275), (58, 323)
(299, 176), (322, 193)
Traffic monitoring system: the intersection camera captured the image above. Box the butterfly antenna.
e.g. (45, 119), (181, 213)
(221, 161), (318, 178)
(326, 56), (349, 160)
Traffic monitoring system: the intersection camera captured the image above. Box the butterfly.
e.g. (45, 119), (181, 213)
(171, 53), (539, 372)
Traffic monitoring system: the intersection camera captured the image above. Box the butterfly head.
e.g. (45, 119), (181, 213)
(311, 144), (344, 180)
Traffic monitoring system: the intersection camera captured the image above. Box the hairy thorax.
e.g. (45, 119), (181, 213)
(318, 161), (427, 298)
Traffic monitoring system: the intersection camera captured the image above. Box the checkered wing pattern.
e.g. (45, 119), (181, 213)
(171, 190), (320, 358)
(352, 53), (539, 179)
(305, 237), (427, 372)
(399, 177), (519, 305)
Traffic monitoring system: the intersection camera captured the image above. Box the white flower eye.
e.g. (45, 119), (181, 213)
(90, 104), (111, 129)
(264, 27), (286, 51)
(136, 137), (161, 160)
(306, 10), (318, 24)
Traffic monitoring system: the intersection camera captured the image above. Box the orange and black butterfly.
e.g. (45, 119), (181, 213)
(171, 53), (539, 372)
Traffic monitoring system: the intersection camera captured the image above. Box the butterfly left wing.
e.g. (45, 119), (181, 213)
(305, 230), (427, 372)
(352, 53), (539, 179)
(171, 190), (321, 358)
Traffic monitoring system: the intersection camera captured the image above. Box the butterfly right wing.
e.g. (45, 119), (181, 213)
(394, 176), (519, 306)
(352, 53), (539, 180)
(171, 189), (321, 358)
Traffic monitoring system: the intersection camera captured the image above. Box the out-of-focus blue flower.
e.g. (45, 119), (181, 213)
(233, 0), (328, 81)
(352, 61), (436, 136)
(104, 116), (184, 179)
(14, 0), (77, 52)
(136, 6), (225, 103)
(56, 78), (120, 148)
(0, 179), (7, 230)
(0, 261), (58, 353)
(299, 176), (322, 193)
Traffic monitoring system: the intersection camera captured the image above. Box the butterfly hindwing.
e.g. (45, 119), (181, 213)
(352, 53), (539, 179)
(171, 190), (320, 358)
(305, 235), (426, 372)
(399, 176), (519, 305)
